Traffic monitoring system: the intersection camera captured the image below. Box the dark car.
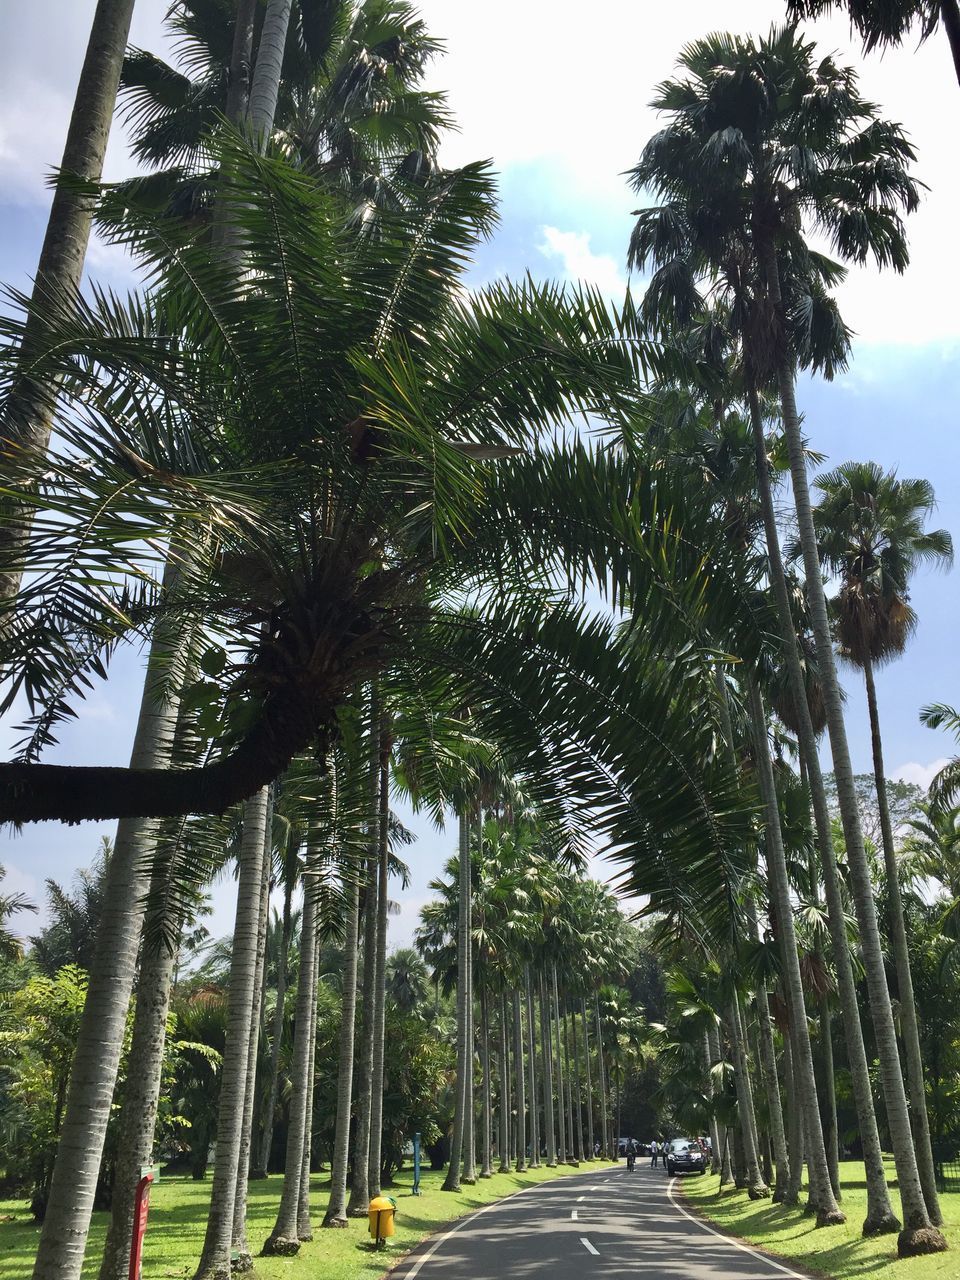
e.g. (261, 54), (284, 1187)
(665, 1137), (706, 1176)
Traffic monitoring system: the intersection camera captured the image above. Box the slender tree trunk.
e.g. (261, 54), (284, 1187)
(32, 562), (186, 1280)
(480, 984), (493, 1177)
(348, 691), (381, 1213)
(263, 863), (319, 1255)
(595, 996), (610, 1161)
(321, 865), (361, 1228)
(526, 971), (540, 1168)
(749, 923), (790, 1203)
(367, 720), (392, 1197)
(747, 379), (900, 1237)
(551, 967), (568, 1163)
(704, 1031), (722, 1174)
(0, 0), (136, 614)
(254, 875), (293, 1178)
(941, 0), (960, 90)
(232, 789), (275, 1268)
(498, 991), (512, 1172)
(863, 653), (941, 1223)
(762, 241), (946, 1254)
(570, 1004), (585, 1161)
(192, 789), (270, 1280)
(296, 928), (319, 1243)
(727, 992), (768, 1198)
(540, 976), (558, 1167)
(512, 989), (527, 1171)
(562, 1004), (580, 1163)
(782, 1032), (804, 1204)
(462, 847), (477, 1185)
(818, 997), (840, 1200)
(442, 807), (471, 1191)
(580, 1000), (595, 1160)
(246, 0), (293, 147)
(748, 680), (843, 1224)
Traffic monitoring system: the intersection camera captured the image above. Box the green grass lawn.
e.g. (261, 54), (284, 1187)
(681, 1159), (960, 1280)
(0, 1159), (599, 1279)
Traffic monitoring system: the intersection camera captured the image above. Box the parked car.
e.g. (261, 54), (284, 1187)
(665, 1137), (706, 1176)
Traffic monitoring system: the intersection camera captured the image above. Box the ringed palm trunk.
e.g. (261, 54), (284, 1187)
(526, 971), (540, 1167)
(747, 918), (790, 1204)
(580, 999), (595, 1159)
(232, 789), (275, 1269)
(747, 680), (843, 1224)
(193, 788), (270, 1280)
(0, 0), (135, 614)
(246, 0), (293, 146)
(562, 1005), (579, 1163)
(727, 991), (768, 1198)
(367, 721), (392, 1197)
(321, 864), (361, 1228)
(254, 874), (293, 1178)
(540, 975), (558, 1166)
(761, 241), (945, 1254)
(297, 930), (320, 1242)
(570, 1004), (585, 1161)
(498, 991), (512, 1172)
(462, 901), (477, 1183)
(442, 807), (471, 1190)
(263, 865), (319, 1254)
(703, 1031), (722, 1175)
(594, 996), (611, 1160)
(513, 989), (527, 1171)
(747, 380), (900, 1236)
(819, 995), (840, 1200)
(32, 562), (187, 1280)
(551, 967), (568, 1163)
(862, 651), (941, 1222)
(480, 983), (494, 1177)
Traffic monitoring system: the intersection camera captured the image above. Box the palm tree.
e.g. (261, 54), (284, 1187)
(786, 1), (960, 89)
(0, 865), (36, 960)
(627, 28), (943, 1253)
(808, 459), (953, 1219)
(367, 711), (394, 1197)
(0, 0), (135, 610)
(386, 948), (430, 1015)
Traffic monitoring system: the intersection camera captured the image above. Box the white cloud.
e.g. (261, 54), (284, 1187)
(539, 226), (626, 298)
(0, 862), (41, 938)
(892, 758), (951, 790)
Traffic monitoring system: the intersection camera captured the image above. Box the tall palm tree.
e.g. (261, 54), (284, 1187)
(0, 865), (35, 960)
(786, 1), (960, 89)
(366, 711), (393, 1197)
(626, 28), (943, 1253)
(0, 0), (135, 610)
(808, 459), (953, 1219)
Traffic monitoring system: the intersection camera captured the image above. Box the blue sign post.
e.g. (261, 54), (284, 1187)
(412, 1132), (422, 1196)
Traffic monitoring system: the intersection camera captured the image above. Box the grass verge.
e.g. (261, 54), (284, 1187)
(0, 1158), (601, 1279)
(680, 1159), (960, 1280)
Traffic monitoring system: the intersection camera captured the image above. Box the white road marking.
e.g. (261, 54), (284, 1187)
(580, 1237), (599, 1255)
(571, 1209), (579, 1220)
(401, 1179), (547, 1280)
(577, 1195), (586, 1201)
(665, 1179), (811, 1280)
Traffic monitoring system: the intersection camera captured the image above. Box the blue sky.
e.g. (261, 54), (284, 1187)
(2, 1), (959, 946)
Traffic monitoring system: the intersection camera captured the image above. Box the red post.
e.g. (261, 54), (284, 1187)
(128, 1171), (154, 1280)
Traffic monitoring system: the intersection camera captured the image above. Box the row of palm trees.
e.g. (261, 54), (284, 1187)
(0, 1), (957, 1275)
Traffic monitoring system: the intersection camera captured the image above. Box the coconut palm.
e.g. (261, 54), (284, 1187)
(626, 27), (942, 1252)
(0, 0), (135, 611)
(0, 866), (36, 961)
(807, 459), (953, 1218)
(786, 1), (960, 89)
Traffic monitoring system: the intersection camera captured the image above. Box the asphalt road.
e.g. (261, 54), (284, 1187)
(398, 1162), (809, 1280)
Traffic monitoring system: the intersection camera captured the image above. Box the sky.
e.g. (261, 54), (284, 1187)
(2, 1), (959, 950)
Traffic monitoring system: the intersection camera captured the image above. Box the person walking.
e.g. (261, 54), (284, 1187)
(649, 1139), (659, 1168)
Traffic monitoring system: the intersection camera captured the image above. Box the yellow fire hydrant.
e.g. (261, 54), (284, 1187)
(368, 1196), (396, 1249)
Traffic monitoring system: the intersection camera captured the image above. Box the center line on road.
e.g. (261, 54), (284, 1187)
(571, 1209), (578, 1220)
(577, 1195), (585, 1201)
(580, 1237), (598, 1255)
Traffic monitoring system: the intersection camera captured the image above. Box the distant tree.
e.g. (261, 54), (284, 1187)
(29, 840), (111, 976)
(823, 774), (924, 852)
(0, 865), (36, 961)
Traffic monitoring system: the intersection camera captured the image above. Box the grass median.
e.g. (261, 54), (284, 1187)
(679, 1159), (960, 1280)
(0, 1158), (602, 1279)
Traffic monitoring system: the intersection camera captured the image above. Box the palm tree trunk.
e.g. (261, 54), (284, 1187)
(762, 241), (945, 1253)
(232, 789), (275, 1269)
(367, 720), (392, 1198)
(580, 1000), (595, 1159)
(254, 872), (293, 1178)
(818, 996), (840, 1200)
(941, 0), (960, 90)
(193, 788), (270, 1280)
(595, 996), (610, 1160)
(498, 990), (512, 1172)
(512, 989), (527, 1171)
(570, 1004), (585, 1161)
(263, 861), (319, 1255)
(321, 865), (361, 1228)
(480, 983), (493, 1177)
(703, 1031), (722, 1174)
(863, 651), (941, 1222)
(442, 806), (471, 1191)
(540, 975), (558, 1166)
(748, 912), (790, 1203)
(747, 379), (900, 1237)
(562, 1004), (579, 1164)
(747, 680), (842, 1223)
(526, 971), (540, 1168)
(32, 562), (187, 1280)
(246, 0), (293, 148)
(0, 0), (135, 614)
(296, 928), (319, 1243)
(462, 865), (477, 1185)
(727, 991), (768, 1198)
(551, 967), (568, 1163)
(347, 692), (382, 1213)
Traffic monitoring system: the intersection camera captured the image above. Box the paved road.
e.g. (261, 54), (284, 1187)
(399, 1163), (808, 1280)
